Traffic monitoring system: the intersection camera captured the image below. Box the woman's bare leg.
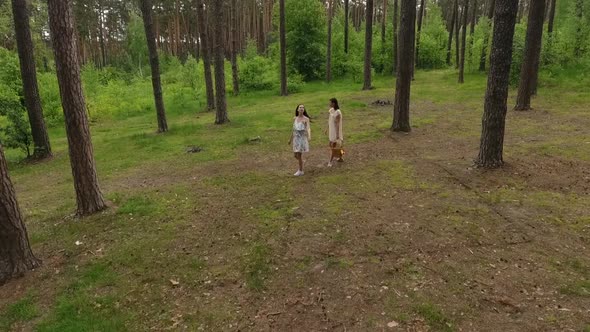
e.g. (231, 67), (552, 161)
(297, 153), (303, 172)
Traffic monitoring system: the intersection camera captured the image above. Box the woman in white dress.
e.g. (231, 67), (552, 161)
(327, 98), (344, 167)
(288, 104), (311, 176)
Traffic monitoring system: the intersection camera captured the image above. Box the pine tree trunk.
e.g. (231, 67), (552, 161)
(363, 0), (374, 90)
(392, 0), (416, 132)
(212, 0), (229, 124)
(197, 0), (216, 110)
(447, 0), (458, 66)
(279, 0), (288, 96)
(514, 0), (545, 110)
(11, 0), (52, 159)
(98, 3), (107, 67)
(326, 0), (333, 82)
(470, 0), (477, 36)
(0, 145), (41, 286)
(479, 0), (495, 71)
(381, 0), (387, 47)
(415, 0), (426, 68)
(230, 0), (240, 96)
(48, 0), (106, 216)
(476, 0), (519, 168)
(518, 0), (524, 22)
(139, 0), (168, 133)
(344, 0), (350, 53)
(547, 0), (556, 34)
(574, 0), (583, 57)
(455, 2), (461, 68)
(458, 0), (469, 83)
(393, 0), (399, 75)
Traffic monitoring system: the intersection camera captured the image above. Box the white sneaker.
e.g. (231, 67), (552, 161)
(327, 162), (333, 168)
(294, 170), (304, 176)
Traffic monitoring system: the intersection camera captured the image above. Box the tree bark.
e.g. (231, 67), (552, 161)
(574, 0), (583, 57)
(458, 0), (469, 83)
(447, 0), (458, 66)
(0, 145), (41, 286)
(11, 0), (52, 159)
(479, 0), (495, 71)
(98, 2), (107, 67)
(279, 0), (287, 95)
(363, 0), (374, 90)
(392, 0), (416, 132)
(455, 1), (460, 68)
(139, 0), (168, 133)
(415, 0), (426, 68)
(393, 0), (399, 75)
(48, 0), (107, 216)
(514, 0), (545, 110)
(547, 0), (556, 34)
(381, 0), (387, 47)
(344, 0), (350, 53)
(470, 0), (477, 37)
(197, 0), (216, 110)
(476, 0), (519, 168)
(517, 0), (525, 22)
(212, 0), (229, 124)
(230, 0), (240, 96)
(326, 0), (333, 82)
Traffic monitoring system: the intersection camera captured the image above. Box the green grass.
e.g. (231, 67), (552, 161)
(415, 303), (455, 332)
(559, 280), (590, 297)
(0, 295), (38, 331)
(36, 262), (127, 332)
(244, 243), (272, 291)
(2, 68), (590, 330)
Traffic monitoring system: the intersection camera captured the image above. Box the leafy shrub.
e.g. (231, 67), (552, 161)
(416, 4), (448, 69)
(0, 48), (33, 156)
(284, 0), (326, 80)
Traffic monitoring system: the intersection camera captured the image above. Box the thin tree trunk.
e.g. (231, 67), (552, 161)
(48, 0), (107, 216)
(381, 0), (387, 47)
(547, 0), (556, 34)
(363, 0), (374, 90)
(514, 0), (545, 110)
(470, 0), (477, 36)
(197, 0), (216, 110)
(518, 0), (524, 22)
(11, 0), (52, 159)
(344, 0), (350, 53)
(230, 0), (239, 95)
(393, 0), (399, 75)
(279, 0), (287, 95)
(98, 2), (107, 67)
(479, 0), (495, 71)
(458, 0), (469, 83)
(392, 0), (416, 132)
(415, 0), (426, 68)
(326, 0), (333, 82)
(455, 2), (460, 68)
(447, 0), (458, 66)
(140, 0), (168, 133)
(476, 0), (519, 168)
(212, 0), (229, 124)
(0, 145), (41, 286)
(574, 0), (583, 57)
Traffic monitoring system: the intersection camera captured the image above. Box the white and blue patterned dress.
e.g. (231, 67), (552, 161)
(292, 119), (310, 153)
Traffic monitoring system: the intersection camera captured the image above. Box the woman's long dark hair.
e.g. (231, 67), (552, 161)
(330, 98), (340, 110)
(295, 104), (311, 120)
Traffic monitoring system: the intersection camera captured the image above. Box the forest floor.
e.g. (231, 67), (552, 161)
(1, 70), (589, 332)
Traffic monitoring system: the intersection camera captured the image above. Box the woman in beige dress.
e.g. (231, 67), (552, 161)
(327, 98), (344, 167)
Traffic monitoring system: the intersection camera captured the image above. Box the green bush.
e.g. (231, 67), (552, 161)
(284, 0), (326, 80)
(416, 4), (448, 69)
(0, 47), (33, 157)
